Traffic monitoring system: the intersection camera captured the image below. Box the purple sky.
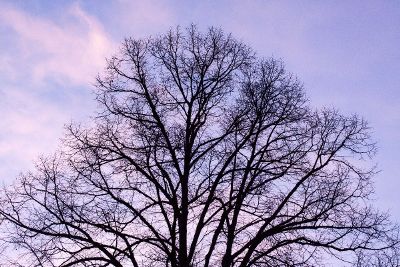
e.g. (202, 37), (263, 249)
(1, 1), (399, 222)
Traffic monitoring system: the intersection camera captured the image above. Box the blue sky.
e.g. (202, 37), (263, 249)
(0, 1), (399, 222)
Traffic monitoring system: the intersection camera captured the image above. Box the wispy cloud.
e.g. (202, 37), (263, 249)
(0, 2), (116, 85)
(0, 88), (68, 180)
(0, 3), (115, 183)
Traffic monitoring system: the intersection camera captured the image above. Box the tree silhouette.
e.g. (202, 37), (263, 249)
(0, 26), (398, 267)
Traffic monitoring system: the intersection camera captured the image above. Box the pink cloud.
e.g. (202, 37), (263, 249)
(0, 87), (69, 182)
(0, 3), (115, 183)
(0, 3), (116, 85)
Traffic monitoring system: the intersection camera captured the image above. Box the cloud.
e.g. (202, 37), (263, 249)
(0, 2), (116, 85)
(0, 88), (69, 181)
(0, 0), (175, 184)
(0, 3), (115, 183)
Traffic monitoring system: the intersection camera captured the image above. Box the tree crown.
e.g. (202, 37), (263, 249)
(0, 25), (398, 267)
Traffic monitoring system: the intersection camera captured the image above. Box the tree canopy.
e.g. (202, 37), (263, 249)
(0, 26), (398, 267)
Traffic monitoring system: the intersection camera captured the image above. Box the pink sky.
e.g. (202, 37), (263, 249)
(1, 1), (399, 223)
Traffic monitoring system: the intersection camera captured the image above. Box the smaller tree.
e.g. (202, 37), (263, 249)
(0, 26), (399, 267)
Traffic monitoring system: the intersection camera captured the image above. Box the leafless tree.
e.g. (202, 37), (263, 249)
(0, 26), (398, 267)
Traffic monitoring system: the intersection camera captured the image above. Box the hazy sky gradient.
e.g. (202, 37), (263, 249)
(1, 1), (399, 221)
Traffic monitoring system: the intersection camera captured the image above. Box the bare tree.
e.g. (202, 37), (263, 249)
(0, 26), (398, 267)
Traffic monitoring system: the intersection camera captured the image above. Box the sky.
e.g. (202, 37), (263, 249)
(0, 0), (399, 223)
